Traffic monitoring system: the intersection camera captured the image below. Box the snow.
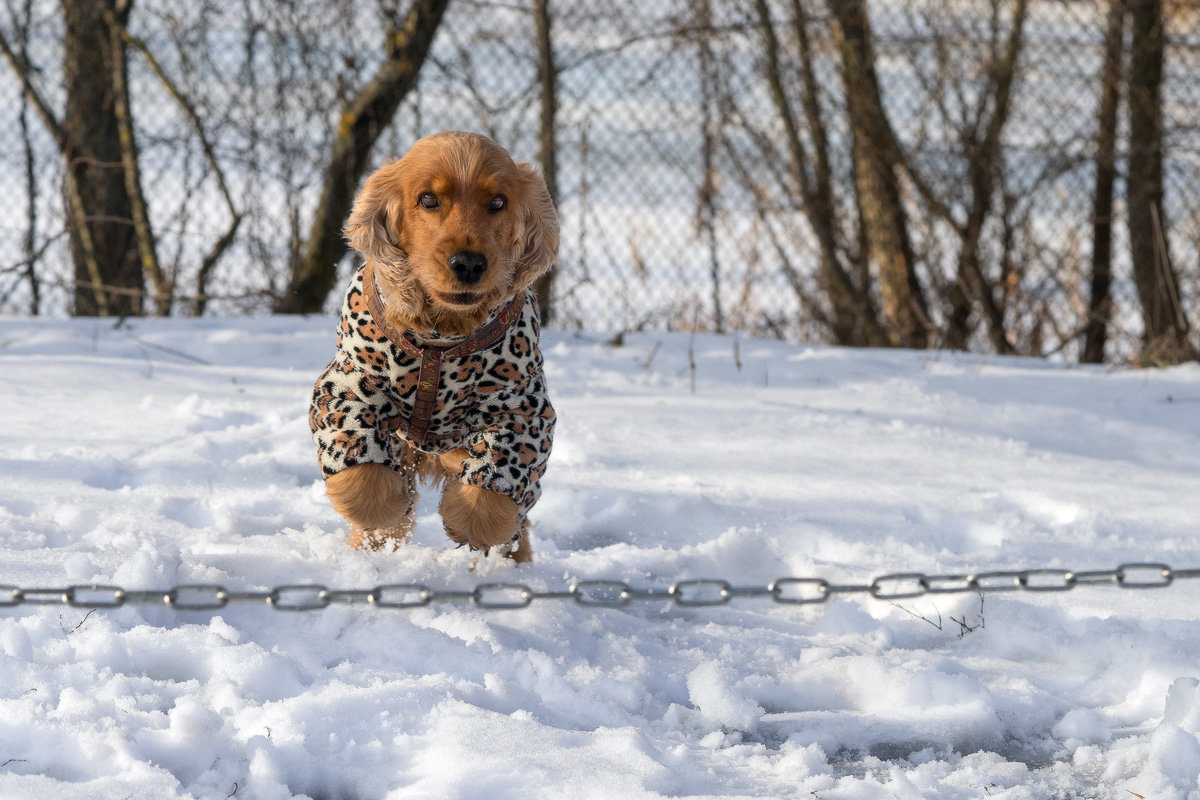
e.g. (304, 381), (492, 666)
(1, 315), (1199, 799)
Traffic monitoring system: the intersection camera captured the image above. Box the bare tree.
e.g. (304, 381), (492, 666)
(1084, 0), (1126, 363)
(826, 0), (930, 349)
(1127, 0), (1193, 363)
(0, 0), (149, 316)
(276, 0), (451, 313)
(751, 0), (885, 347)
(58, 0), (144, 316)
(533, 0), (559, 320)
(11, 0), (38, 314)
(99, 1), (164, 314)
(103, 6), (244, 316)
(0, 0), (171, 316)
(937, 0), (1029, 355)
(694, 0), (724, 332)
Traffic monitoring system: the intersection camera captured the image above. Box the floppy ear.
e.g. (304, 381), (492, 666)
(510, 163), (560, 292)
(344, 160), (408, 271)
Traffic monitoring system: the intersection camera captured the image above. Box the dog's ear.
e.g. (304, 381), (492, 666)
(511, 163), (560, 292)
(344, 161), (408, 270)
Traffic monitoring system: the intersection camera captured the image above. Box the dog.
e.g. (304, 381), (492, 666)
(309, 131), (558, 563)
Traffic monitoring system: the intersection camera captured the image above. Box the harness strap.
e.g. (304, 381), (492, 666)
(362, 263), (524, 446)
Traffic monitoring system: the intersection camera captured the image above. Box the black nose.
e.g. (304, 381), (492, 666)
(448, 251), (487, 285)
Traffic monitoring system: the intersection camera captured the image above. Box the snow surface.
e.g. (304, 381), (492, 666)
(1, 316), (1199, 799)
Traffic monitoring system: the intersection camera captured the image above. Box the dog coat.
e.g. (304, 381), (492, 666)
(310, 264), (555, 516)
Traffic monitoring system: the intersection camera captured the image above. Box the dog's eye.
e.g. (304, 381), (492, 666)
(488, 195), (507, 213)
(419, 192), (440, 210)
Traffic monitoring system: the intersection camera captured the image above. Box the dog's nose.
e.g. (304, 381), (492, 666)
(448, 251), (488, 285)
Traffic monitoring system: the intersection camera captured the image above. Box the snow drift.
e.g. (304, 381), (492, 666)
(1, 316), (1199, 799)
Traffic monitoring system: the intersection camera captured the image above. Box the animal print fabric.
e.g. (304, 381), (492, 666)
(310, 266), (555, 516)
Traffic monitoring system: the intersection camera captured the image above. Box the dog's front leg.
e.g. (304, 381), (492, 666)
(436, 450), (530, 563)
(325, 462), (415, 550)
(439, 481), (527, 558)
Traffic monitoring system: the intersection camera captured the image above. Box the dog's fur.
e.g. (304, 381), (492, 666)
(320, 131), (558, 562)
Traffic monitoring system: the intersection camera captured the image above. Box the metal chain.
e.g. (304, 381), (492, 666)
(0, 563), (1195, 612)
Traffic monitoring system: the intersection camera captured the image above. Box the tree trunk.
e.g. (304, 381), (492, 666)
(827, 0), (929, 349)
(533, 0), (559, 322)
(16, 0), (39, 314)
(62, 0), (145, 316)
(1127, 0), (1193, 362)
(103, 2), (165, 314)
(1083, 0), (1126, 363)
(275, 0), (451, 313)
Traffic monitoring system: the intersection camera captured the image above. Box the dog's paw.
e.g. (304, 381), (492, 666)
(505, 523), (533, 564)
(348, 521), (413, 551)
(465, 526), (533, 570)
(440, 481), (522, 552)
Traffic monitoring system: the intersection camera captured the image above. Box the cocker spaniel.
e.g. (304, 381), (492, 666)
(310, 131), (558, 563)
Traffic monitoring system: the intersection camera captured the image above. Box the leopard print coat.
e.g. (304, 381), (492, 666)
(310, 266), (555, 516)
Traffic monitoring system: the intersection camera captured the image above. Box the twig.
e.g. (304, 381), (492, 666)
(68, 609), (96, 635)
(950, 593), (986, 639)
(688, 310), (698, 394)
(123, 331), (211, 366)
(643, 341), (661, 371)
(888, 600), (943, 631)
(132, 340), (154, 377)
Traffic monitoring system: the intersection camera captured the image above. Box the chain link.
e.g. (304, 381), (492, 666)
(0, 563), (1193, 612)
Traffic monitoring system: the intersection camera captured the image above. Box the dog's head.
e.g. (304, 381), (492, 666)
(345, 131), (559, 336)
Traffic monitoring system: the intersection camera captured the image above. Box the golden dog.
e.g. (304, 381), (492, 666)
(310, 131), (558, 562)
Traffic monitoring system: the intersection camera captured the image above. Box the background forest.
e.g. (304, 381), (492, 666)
(3, 4), (1200, 796)
(1, 0), (1198, 365)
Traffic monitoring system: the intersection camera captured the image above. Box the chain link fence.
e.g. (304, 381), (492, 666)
(1, 0), (1198, 360)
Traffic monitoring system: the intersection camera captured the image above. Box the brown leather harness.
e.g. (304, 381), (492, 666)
(362, 263), (524, 446)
